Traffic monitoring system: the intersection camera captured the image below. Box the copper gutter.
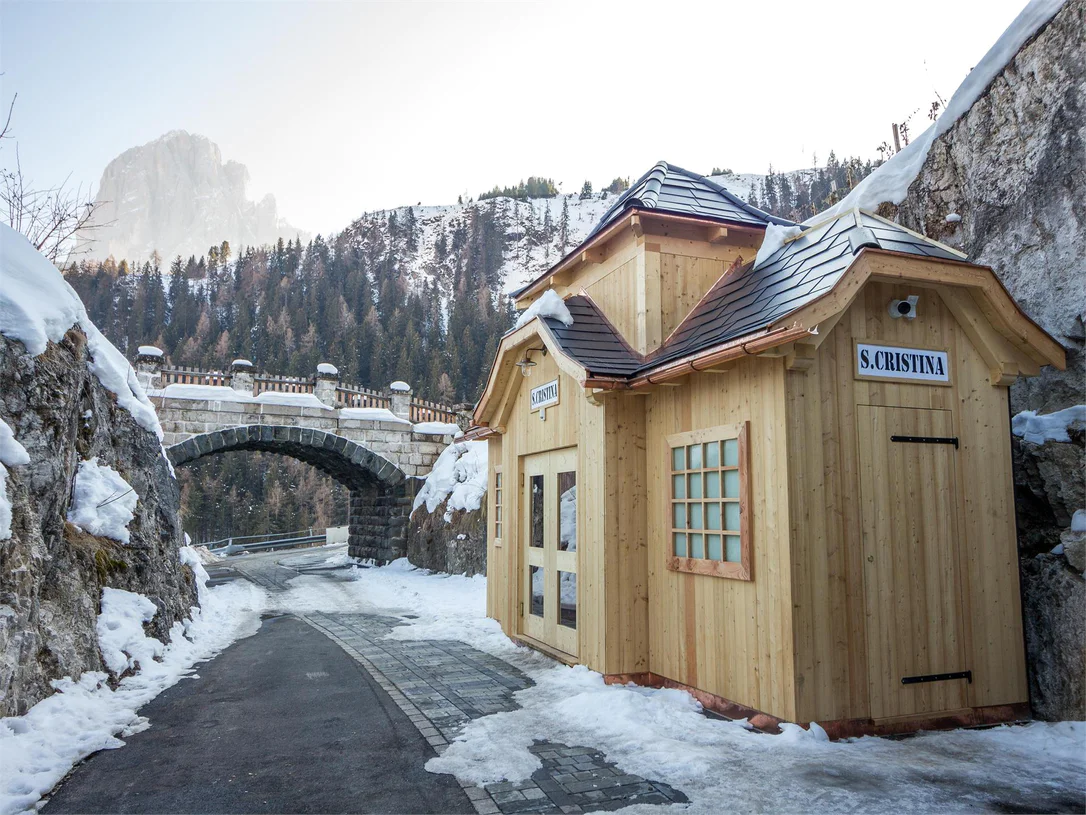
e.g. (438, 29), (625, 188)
(582, 323), (814, 391)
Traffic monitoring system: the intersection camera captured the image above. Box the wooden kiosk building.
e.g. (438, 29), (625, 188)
(473, 162), (1065, 735)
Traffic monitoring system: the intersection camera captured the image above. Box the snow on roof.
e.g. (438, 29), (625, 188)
(515, 289), (573, 330)
(0, 224), (162, 439)
(137, 345), (163, 357)
(231, 358), (253, 367)
(317, 362), (339, 376)
(390, 380), (411, 392)
(813, 0), (1064, 222)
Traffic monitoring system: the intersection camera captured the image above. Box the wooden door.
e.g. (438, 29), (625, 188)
(521, 447), (578, 657)
(857, 405), (969, 719)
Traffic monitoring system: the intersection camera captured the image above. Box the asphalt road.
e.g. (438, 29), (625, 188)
(42, 612), (473, 814)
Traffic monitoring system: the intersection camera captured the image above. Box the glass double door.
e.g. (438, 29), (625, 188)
(521, 447), (578, 657)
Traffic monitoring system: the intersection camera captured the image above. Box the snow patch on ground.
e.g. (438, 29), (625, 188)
(1012, 405), (1086, 444)
(514, 289), (573, 330)
(0, 224), (163, 438)
(264, 554), (1086, 813)
(814, 0), (1064, 222)
(412, 441), (487, 521)
(0, 549), (267, 815)
(66, 458), (139, 544)
(0, 419), (30, 541)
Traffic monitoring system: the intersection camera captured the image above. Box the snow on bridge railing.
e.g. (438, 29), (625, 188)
(136, 349), (462, 424)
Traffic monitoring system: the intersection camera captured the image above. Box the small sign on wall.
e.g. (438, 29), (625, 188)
(855, 341), (951, 384)
(530, 378), (560, 412)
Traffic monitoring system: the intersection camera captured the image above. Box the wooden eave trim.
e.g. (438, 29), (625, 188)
(472, 320), (589, 426)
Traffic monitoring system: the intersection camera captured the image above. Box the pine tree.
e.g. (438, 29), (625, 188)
(579, 180), (593, 200)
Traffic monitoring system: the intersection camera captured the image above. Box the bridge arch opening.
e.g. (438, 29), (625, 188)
(168, 425), (415, 563)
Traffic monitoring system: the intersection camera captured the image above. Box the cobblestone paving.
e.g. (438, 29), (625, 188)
(225, 552), (688, 814)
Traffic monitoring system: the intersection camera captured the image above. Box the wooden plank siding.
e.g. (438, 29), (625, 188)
(644, 357), (797, 722)
(784, 280), (1028, 724)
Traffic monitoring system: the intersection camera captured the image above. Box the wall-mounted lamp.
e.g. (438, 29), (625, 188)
(515, 346), (548, 377)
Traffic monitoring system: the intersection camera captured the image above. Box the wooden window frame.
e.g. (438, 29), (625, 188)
(493, 466), (504, 547)
(665, 421), (752, 581)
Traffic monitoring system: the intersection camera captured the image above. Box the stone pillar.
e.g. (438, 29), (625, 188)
(135, 345), (164, 391)
(315, 363), (340, 407)
(348, 479), (419, 564)
(231, 359), (254, 395)
(388, 380), (412, 421)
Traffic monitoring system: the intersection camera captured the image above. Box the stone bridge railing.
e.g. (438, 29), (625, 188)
(135, 346), (467, 426)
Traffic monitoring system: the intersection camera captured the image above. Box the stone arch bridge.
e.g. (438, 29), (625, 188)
(137, 350), (468, 562)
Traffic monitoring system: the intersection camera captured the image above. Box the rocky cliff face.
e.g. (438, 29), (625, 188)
(407, 500), (486, 576)
(0, 233), (197, 716)
(894, 0), (1084, 720)
(73, 131), (308, 264)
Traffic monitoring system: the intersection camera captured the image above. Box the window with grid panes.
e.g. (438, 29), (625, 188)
(493, 468), (503, 545)
(667, 422), (751, 580)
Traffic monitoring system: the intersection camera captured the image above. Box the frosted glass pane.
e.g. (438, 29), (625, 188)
(672, 447), (685, 471)
(672, 474), (685, 499)
(725, 535), (742, 562)
(724, 469), (740, 498)
(707, 534), (722, 560)
(723, 438), (739, 467)
(706, 502), (721, 530)
(673, 532), (687, 558)
(673, 502), (686, 529)
(725, 501), (741, 531)
(689, 503), (703, 530)
(688, 473), (703, 499)
(705, 471), (720, 498)
(690, 534), (704, 559)
(705, 441), (720, 468)
(688, 443), (703, 469)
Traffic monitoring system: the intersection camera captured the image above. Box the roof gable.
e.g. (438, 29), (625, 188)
(588, 161), (794, 241)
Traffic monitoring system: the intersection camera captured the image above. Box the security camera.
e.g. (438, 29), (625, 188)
(889, 295), (919, 319)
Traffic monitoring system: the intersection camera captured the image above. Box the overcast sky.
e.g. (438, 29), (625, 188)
(2, 0), (1029, 235)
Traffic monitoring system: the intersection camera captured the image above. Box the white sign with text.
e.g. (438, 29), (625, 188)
(530, 378), (559, 411)
(856, 343), (950, 383)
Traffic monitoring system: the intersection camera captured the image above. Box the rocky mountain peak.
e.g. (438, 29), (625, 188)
(73, 130), (308, 264)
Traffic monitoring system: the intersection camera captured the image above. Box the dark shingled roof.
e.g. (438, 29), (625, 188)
(538, 296), (641, 376)
(526, 210), (966, 379)
(587, 161), (795, 240)
(652, 210), (965, 369)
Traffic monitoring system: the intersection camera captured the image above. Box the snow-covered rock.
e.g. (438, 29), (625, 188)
(67, 459), (140, 545)
(413, 441), (488, 521)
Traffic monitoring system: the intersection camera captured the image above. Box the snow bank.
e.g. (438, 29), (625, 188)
(67, 458), (139, 544)
(754, 223), (803, 267)
(0, 224), (162, 438)
(340, 407), (410, 424)
(412, 441), (487, 522)
(413, 421), (462, 436)
(814, 0), (1064, 222)
(0, 551), (267, 815)
(514, 289), (573, 330)
(96, 589), (163, 675)
(1012, 405), (1086, 444)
